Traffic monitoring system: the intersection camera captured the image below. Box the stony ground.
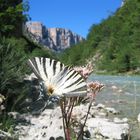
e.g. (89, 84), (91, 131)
(7, 103), (130, 140)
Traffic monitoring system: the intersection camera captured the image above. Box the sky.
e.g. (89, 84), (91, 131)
(28, 0), (122, 38)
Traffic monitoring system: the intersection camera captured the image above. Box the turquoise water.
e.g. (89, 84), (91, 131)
(89, 75), (140, 139)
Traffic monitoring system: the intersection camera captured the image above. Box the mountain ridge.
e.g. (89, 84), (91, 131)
(24, 21), (84, 52)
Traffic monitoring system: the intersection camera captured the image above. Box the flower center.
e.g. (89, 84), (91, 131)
(47, 85), (54, 95)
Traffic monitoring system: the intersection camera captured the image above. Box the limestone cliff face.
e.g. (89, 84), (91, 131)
(25, 22), (84, 51)
(121, 0), (126, 7)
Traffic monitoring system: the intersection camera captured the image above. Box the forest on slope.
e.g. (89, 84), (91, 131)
(59, 0), (140, 74)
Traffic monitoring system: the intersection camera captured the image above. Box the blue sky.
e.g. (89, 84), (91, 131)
(28, 0), (122, 38)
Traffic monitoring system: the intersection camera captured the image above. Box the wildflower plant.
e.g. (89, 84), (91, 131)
(28, 57), (104, 140)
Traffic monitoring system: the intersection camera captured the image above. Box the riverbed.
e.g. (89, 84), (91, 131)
(89, 74), (140, 139)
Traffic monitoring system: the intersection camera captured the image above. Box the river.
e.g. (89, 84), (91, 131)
(89, 74), (140, 139)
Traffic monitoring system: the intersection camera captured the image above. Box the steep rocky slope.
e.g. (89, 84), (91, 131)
(24, 22), (84, 51)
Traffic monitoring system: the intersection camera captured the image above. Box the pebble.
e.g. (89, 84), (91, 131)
(114, 117), (128, 123)
(106, 107), (119, 114)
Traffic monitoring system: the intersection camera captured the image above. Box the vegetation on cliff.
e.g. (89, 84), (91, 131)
(59, 0), (140, 74)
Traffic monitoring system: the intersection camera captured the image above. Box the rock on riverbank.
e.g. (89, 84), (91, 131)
(12, 103), (129, 140)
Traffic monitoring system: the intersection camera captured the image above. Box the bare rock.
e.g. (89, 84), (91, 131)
(24, 21), (84, 52)
(105, 107), (120, 115)
(114, 117), (128, 123)
(15, 103), (130, 140)
(96, 103), (105, 109)
(15, 108), (64, 140)
(86, 117), (129, 140)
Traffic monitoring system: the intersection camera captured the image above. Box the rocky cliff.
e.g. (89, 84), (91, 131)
(121, 0), (126, 6)
(25, 22), (84, 51)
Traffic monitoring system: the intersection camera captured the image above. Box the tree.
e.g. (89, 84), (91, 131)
(0, 0), (29, 37)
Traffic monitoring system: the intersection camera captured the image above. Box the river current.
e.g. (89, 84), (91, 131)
(89, 74), (140, 139)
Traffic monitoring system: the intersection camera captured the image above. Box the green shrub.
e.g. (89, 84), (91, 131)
(0, 38), (29, 111)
